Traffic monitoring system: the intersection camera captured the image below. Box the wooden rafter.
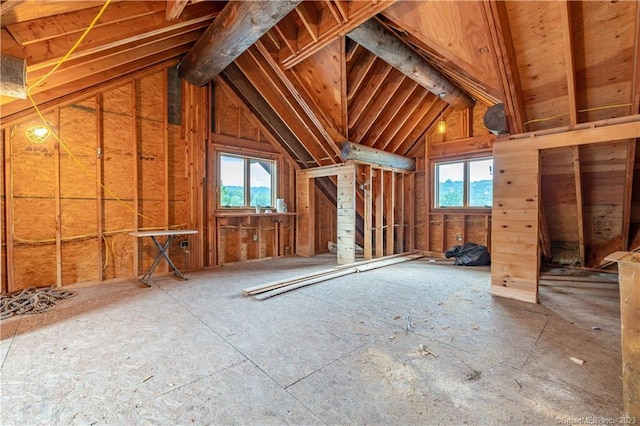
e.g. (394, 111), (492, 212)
(178, 0), (301, 86)
(481, 0), (526, 133)
(2, 2), (221, 73)
(559, 1), (577, 125)
(393, 98), (442, 156)
(348, 62), (393, 125)
(362, 82), (419, 145)
(347, 53), (377, 101)
(572, 146), (585, 264)
(280, 0), (397, 69)
(350, 73), (406, 142)
(166, 0), (189, 21)
(253, 42), (342, 160)
(384, 95), (437, 153)
(295, 2), (319, 42)
(273, 21), (297, 56)
(347, 19), (475, 110)
(376, 90), (430, 152)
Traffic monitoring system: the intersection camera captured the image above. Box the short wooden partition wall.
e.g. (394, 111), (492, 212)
(491, 116), (640, 303)
(297, 162), (413, 264)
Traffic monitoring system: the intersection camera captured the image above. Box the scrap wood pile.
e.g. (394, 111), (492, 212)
(1, 287), (75, 320)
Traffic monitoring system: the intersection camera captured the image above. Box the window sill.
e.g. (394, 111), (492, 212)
(214, 211), (297, 217)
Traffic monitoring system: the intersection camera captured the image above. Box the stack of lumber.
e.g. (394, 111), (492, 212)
(242, 253), (424, 300)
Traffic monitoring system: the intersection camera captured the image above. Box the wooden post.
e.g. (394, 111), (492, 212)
(336, 166), (356, 264)
(604, 252), (640, 418)
(363, 165), (373, 260)
(95, 94), (104, 283)
(132, 81), (139, 279)
(296, 173), (315, 257)
(54, 108), (62, 287)
(374, 169), (384, 258)
(384, 170), (395, 256)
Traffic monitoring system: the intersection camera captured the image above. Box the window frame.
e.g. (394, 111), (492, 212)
(433, 156), (493, 210)
(217, 151), (278, 210)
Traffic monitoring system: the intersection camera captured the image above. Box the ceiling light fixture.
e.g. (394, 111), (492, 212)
(26, 125), (51, 144)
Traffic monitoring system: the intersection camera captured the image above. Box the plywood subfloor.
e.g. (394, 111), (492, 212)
(0, 255), (622, 424)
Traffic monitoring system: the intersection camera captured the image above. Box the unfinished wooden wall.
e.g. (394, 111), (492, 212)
(1, 64), (197, 292)
(418, 103), (494, 254)
(491, 119), (640, 304)
(314, 189), (337, 254)
(541, 141), (637, 267)
(210, 80), (297, 265)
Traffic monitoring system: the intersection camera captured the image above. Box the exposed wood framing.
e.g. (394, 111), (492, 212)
(178, 0), (302, 86)
(363, 165), (373, 260)
(3, 128), (13, 292)
(374, 169), (384, 257)
(347, 19), (475, 110)
(165, 0), (188, 21)
(559, 1), (577, 125)
(337, 166), (356, 264)
(572, 146), (585, 264)
(54, 108), (62, 288)
(279, 0), (397, 69)
(622, 141), (636, 250)
(95, 93), (104, 283)
(481, 0), (526, 133)
(132, 81), (140, 279)
(493, 116), (640, 303)
(296, 171), (315, 257)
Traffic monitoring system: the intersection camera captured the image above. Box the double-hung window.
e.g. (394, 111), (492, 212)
(434, 157), (493, 208)
(218, 153), (276, 209)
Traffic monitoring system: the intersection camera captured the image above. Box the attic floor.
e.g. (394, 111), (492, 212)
(0, 255), (623, 424)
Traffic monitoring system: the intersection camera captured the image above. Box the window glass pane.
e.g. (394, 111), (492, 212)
(250, 159), (273, 207)
(437, 162), (464, 207)
(220, 155), (245, 207)
(468, 159), (493, 207)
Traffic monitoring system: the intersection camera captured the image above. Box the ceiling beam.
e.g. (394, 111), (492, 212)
(346, 19), (475, 110)
(178, 0), (301, 86)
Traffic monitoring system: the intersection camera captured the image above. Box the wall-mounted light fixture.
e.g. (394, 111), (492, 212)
(26, 125), (51, 144)
(437, 118), (446, 135)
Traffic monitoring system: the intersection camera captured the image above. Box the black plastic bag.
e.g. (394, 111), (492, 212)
(444, 243), (491, 266)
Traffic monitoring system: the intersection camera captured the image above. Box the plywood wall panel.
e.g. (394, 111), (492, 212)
(240, 110), (259, 141)
(136, 74), (164, 122)
(314, 188), (336, 253)
(12, 198), (56, 243)
(13, 245), (57, 290)
(12, 120), (57, 197)
(61, 240), (98, 284)
(138, 120), (166, 213)
(103, 233), (134, 280)
(466, 216), (489, 247)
